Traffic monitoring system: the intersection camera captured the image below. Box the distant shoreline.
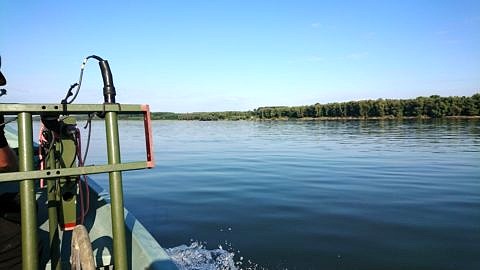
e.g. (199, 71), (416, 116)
(118, 93), (480, 121)
(157, 93), (480, 121)
(118, 115), (480, 121)
(252, 115), (480, 121)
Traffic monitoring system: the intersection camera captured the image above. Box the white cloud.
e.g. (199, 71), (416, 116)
(311, 22), (321, 28)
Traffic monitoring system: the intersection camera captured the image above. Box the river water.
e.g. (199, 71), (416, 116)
(84, 119), (479, 270)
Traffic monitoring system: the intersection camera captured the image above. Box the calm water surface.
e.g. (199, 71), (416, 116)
(86, 119), (480, 270)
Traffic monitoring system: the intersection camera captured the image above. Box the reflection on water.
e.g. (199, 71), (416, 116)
(85, 119), (480, 270)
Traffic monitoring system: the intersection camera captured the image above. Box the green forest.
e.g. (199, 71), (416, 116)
(148, 93), (480, 121)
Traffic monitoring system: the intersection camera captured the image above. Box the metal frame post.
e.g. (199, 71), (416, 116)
(0, 103), (154, 270)
(17, 112), (38, 270)
(47, 143), (61, 270)
(105, 111), (128, 269)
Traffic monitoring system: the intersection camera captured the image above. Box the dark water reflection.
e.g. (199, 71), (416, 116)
(86, 119), (479, 270)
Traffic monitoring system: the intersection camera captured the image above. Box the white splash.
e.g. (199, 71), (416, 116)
(166, 241), (238, 270)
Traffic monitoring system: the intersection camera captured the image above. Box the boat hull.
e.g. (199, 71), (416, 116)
(35, 178), (177, 269)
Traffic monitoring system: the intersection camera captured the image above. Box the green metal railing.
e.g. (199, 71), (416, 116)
(0, 103), (154, 270)
(17, 112), (38, 269)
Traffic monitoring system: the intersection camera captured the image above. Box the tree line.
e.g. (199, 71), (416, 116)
(255, 94), (480, 119)
(146, 93), (480, 121)
(178, 111), (255, 121)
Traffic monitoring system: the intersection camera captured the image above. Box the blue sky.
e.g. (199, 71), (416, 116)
(1, 1), (479, 112)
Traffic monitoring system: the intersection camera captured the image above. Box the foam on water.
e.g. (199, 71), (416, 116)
(165, 241), (238, 270)
(165, 241), (261, 270)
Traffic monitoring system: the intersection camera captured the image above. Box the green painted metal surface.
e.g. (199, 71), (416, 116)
(0, 161), (150, 182)
(105, 111), (128, 269)
(57, 117), (78, 230)
(45, 128), (61, 270)
(0, 103), (146, 114)
(46, 146), (61, 270)
(17, 112), (39, 270)
(38, 179), (178, 270)
(3, 103), (156, 269)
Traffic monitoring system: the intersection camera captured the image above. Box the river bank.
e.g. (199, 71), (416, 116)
(120, 114), (480, 121)
(142, 93), (480, 121)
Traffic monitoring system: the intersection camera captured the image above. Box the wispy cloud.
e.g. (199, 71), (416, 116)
(287, 56), (325, 64)
(307, 56), (324, 62)
(436, 30), (449, 35)
(464, 15), (480, 24)
(311, 22), (321, 28)
(363, 32), (376, 39)
(435, 30), (462, 44)
(346, 52), (369, 60)
(445, 39), (462, 44)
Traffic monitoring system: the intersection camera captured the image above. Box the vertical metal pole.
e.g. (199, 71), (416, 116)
(47, 145), (61, 270)
(17, 112), (38, 270)
(105, 111), (128, 269)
